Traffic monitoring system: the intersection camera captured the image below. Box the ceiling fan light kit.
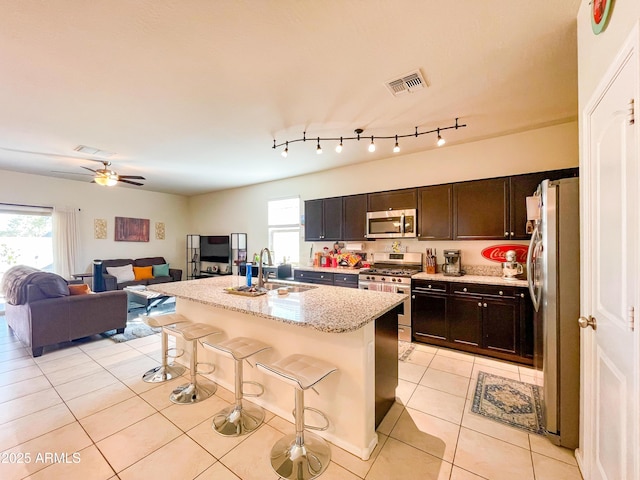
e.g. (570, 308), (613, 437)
(81, 160), (146, 187)
(272, 118), (466, 157)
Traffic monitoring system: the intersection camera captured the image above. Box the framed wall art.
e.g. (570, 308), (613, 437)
(114, 217), (150, 242)
(94, 218), (107, 239)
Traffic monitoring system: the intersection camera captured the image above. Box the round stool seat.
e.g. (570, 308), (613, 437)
(257, 354), (337, 480)
(140, 313), (189, 383)
(140, 312), (189, 329)
(164, 322), (221, 342)
(257, 354), (337, 390)
(203, 337), (271, 360)
(163, 322), (222, 405)
(202, 337), (271, 436)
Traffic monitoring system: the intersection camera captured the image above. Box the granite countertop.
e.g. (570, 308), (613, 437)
(294, 266), (361, 274)
(148, 275), (404, 334)
(411, 272), (528, 288)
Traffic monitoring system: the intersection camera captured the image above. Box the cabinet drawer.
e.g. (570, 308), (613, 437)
(293, 270), (334, 285)
(449, 283), (515, 298)
(334, 274), (359, 288)
(412, 280), (448, 293)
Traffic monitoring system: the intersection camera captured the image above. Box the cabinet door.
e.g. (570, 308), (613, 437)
(417, 184), (452, 240)
(367, 188), (417, 211)
(454, 178), (509, 239)
(447, 295), (482, 347)
(482, 297), (518, 354)
(342, 194), (368, 241)
(322, 197), (343, 240)
(334, 273), (358, 288)
(304, 199), (324, 241)
(412, 292), (448, 341)
(510, 169), (579, 239)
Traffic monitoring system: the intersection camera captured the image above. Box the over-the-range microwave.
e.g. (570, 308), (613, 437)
(366, 209), (417, 239)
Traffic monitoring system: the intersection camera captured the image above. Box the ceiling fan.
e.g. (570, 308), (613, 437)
(81, 160), (146, 187)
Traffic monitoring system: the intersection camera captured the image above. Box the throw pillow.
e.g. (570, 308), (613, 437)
(69, 283), (92, 295)
(152, 263), (170, 277)
(133, 266), (154, 281)
(106, 264), (135, 283)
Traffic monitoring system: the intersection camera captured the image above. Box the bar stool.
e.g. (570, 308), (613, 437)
(256, 354), (337, 480)
(202, 337), (271, 436)
(140, 313), (188, 383)
(163, 322), (222, 404)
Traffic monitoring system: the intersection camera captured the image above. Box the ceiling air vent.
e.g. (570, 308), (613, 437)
(385, 70), (427, 97)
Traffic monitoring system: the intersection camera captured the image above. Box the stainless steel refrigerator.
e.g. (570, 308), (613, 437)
(526, 177), (580, 449)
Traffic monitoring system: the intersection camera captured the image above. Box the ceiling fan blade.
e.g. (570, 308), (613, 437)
(51, 170), (93, 176)
(81, 166), (98, 173)
(118, 178), (144, 186)
(118, 175), (146, 180)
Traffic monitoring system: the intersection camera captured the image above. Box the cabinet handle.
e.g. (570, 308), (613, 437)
(499, 290), (503, 295)
(463, 288), (467, 292)
(510, 232), (514, 236)
(428, 284), (432, 289)
(520, 293), (525, 298)
(504, 232), (509, 237)
(412, 295), (415, 299)
(300, 273), (304, 277)
(320, 275), (324, 279)
(418, 233), (421, 237)
(478, 302), (482, 307)
(483, 303), (487, 308)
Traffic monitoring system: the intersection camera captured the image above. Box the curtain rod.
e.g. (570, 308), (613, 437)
(0, 202), (53, 210)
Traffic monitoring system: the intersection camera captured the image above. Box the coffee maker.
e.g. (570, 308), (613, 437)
(442, 249), (463, 276)
(501, 250), (524, 280)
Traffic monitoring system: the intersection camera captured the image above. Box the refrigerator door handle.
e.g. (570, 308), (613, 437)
(527, 224), (542, 311)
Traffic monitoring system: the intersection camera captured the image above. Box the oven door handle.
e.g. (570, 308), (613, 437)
(400, 213), (405, 235)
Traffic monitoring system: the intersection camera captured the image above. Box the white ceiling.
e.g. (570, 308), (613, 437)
(0, 1), (581, 196)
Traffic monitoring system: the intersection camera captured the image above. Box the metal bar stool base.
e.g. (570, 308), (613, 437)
(169, 379), (216, 405)
(142, 364), (186, 383)
(212, 401), (265, 436)
(270, 431), (331, 480)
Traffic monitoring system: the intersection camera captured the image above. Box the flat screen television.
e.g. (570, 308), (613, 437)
(199, 235), (230, 263)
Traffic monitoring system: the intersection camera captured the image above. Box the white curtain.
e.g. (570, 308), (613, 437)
(53, 206), (80, 279)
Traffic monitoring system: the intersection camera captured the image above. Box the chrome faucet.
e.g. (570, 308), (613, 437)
(257, 248), (273, 289)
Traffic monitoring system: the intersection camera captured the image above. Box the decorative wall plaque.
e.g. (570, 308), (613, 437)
(94, 219), (107, 239)
(155, 222), (165, 240)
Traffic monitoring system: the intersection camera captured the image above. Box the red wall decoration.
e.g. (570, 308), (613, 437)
(481, 244), (528, 263)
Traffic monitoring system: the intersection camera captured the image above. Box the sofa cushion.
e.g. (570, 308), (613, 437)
(31, 273), (69, 299)
(69, 284), (92, 295)
(147, 276), (172, 285)
(152, 263), (170, 277)
(134, 257), (166, 268)
(133, 266), (154, 281)
(106, 264), (135, 283)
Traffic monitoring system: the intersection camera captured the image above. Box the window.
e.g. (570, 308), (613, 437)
(268, 197), (300, 265)
(0, 204), (53, 288)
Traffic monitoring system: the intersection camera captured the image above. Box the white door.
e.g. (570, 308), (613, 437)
(580, 25), (639, 480)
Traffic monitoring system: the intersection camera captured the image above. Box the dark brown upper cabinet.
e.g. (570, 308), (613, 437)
(367, 188), (417, 211)
(454, 178), (509, 240)
(342, 194), (368, 241)
(304, 197), (342, 241)
(417, 184), (453, 240)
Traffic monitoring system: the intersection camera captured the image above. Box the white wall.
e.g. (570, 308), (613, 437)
(0, 170), (189, 274)
(189, 121), (578, 267)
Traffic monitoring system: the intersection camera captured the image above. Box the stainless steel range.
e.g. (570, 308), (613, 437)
(359, 252), (422, 342)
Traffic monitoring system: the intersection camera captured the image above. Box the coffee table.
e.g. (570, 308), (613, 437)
(124, 287), (174, 315)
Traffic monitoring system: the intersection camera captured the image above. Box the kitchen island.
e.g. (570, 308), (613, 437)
(149, 275), (405, 460)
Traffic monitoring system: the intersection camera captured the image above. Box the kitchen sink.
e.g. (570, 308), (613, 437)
(262, 282), (317, 293)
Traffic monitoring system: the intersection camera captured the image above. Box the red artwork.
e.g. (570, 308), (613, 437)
(114, 217), (150, 242)
(481, 244), (528, 264)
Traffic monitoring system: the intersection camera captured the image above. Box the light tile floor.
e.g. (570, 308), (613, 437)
(0, 317), (584, 480)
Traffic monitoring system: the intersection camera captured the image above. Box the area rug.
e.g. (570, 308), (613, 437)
(398, 341), (416, 361)
(471, 371), (545, 435)
(102, 318), (161, 343)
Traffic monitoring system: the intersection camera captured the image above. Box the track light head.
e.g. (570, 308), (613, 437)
(368, 136), (376, 152)
(316, 138), (322, 154)
(393, 135), (400, 153)
(336, 137), (343, 153)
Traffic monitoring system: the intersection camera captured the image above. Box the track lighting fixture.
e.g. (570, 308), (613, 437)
(272, 118), (465, 156)
(393, 135), (400, 153)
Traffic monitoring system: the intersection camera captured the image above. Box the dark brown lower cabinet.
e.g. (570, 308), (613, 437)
(412, 280), (533, 365)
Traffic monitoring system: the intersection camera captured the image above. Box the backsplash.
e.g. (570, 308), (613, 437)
(462, 264), (504, 277)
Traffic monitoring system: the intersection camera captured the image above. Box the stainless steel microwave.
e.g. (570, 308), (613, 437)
(366, 209), (417, 238)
